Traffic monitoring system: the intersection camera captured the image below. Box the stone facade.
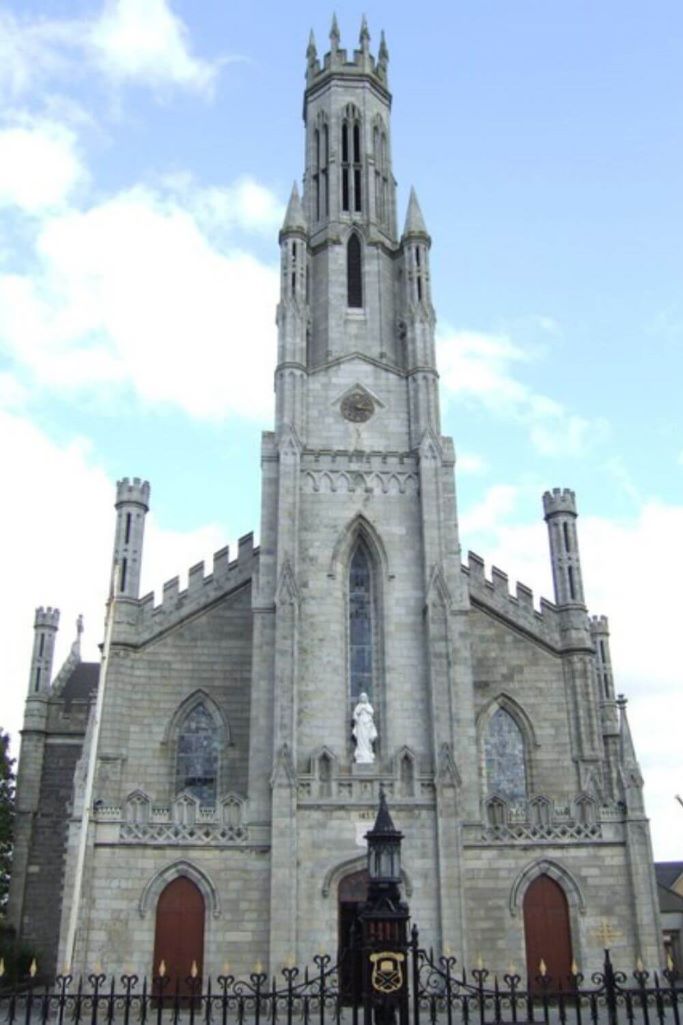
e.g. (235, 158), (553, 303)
(9, 19), (661, 983)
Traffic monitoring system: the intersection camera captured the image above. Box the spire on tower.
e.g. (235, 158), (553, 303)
(359, 14), (370, 52)
(280, 182), (307, 237)
(402, 187), (429, 239)
(329, 13), (340, 51)
(378, 30), (389, 65)
(306, 29), (317, 65)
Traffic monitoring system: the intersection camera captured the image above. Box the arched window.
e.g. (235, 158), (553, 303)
(341, 106), (362, 213)
(313, 116), (329, 221)
(484, 707), (527, 804)
(374, 120), (388, 225)
(349, 541), (373, 700)
(176, 702), (219, 805)
(347, 234), (363, 308)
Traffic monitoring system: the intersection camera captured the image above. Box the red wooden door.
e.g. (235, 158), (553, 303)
(153, 877), (205, 992)
(523, 875), (572, 988)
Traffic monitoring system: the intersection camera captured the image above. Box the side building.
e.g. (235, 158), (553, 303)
(8, 18), (661, 984)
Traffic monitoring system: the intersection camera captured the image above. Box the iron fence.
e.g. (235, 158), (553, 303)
(0, 931), (680, 1025)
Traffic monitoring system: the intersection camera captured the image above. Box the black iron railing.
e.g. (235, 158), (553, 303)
(0, 932), (679, 1025)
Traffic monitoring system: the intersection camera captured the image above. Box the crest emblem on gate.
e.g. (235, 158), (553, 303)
(370, 951), (405, 993)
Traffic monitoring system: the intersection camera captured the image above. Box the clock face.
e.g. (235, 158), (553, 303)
(341, 390), (375, 423)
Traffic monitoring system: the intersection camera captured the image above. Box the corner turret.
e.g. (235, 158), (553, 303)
(113, 477), (150, 599)
(401, 188), (438, 442)
(543, 488), (585, 606)
(28, 606), (59, 694)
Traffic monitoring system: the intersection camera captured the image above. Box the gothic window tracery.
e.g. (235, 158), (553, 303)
(484, 707), (527, 805)
(341, 105), (362, 213)
(313, 116), (329, 221)
(373, 120), (388, 225)
(175, 702), (219, 805)
(348, 540), (374, 700)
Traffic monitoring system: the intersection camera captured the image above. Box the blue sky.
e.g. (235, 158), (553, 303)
(0, 1), (681, 860)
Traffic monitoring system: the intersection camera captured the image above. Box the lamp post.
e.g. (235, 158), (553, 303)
(357, 788), (410, 1025)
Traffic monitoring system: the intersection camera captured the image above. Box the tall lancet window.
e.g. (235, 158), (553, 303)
(484, 707), (527, 805)
(374, 121), (388, 225)
(341, 106), (362, 213)
(349, 541), (374, 700)
(313, 117), (329, 222)
(347, 234), (363, 308)
(176, 702), (219, 805)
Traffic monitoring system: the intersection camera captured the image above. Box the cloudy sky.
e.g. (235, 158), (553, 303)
(1, 1), (681, 859)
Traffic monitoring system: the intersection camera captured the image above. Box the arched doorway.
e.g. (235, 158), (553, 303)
(523, 874), (572, 986)
(153, 876), (205, 990)
(338, 869), (368, 1002)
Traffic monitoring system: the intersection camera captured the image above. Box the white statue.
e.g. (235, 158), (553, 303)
(352, 692), (377, 764)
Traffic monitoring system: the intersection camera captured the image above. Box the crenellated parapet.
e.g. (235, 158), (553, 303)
(112, 533), (257, 647)
(542, 487), (577, 517)
(34, 606), (60, 630)
(464, 551), (561, 649)
(115, 477), (150, 510)
(305, 15), (389, 93)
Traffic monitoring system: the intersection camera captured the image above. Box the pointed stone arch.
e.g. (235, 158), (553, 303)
(328, 513), (392, 581)
(162, 689), (230, 748)
(139, 860), (220, 919)
(163, 689), (230, 805)
(477, 691), (539, 803)
(394, 745), (417, 797)
(477, 692), (539, 749)
(509, 858), (585, 917)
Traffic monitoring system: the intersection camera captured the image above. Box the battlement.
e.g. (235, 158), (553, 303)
(129, 532), (257, 644)
(589, 614), (610, 635)
(115, 477), (150, 510)
(34, 606), (60, 629)
(542, 487), (577, 518)
(463, 551), (560, 648)
(305, 17), (389, 93)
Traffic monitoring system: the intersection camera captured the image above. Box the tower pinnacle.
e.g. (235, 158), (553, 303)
(329, 13), (340, 51)
(359, 14), (370, 51)
(280, 182), (307, 238)
(403, 187), (430, 240)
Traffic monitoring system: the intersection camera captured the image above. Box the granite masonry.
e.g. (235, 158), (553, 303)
(8, 18), (661, 984)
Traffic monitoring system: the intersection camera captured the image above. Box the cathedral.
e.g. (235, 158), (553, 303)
(8, 20), (661, 984)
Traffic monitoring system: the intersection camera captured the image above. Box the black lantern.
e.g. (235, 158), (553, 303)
(366, 787), (403, 893)
(357, 788), (410, 1025)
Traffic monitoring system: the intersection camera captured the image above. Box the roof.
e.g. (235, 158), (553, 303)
(61, 662), (99, 702)
(658, 883), (683, 914)
(655, 862), (683, 890)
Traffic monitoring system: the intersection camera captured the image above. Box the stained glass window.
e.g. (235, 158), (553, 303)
(349, 542), (373, 700)
(484, 707), (526, 804)
(176, 703), (218, 805)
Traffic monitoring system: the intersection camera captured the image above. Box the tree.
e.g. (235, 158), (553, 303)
(0, 729), (15, 914)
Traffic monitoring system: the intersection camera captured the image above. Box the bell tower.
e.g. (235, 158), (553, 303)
(249, 18), (477, 970)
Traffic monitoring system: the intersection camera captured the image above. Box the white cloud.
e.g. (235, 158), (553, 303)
(89, 0), (220, 96)
(0, 1), (223, 103)
(0, 10), (77, 101)
(0, 409), (231, 762)
(0, 119), (86, 212)
(0, 179), (280, 420)
(437, 328), (605, 457)
(460, 486), (683, 859)
(456, 451), (487, 475)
